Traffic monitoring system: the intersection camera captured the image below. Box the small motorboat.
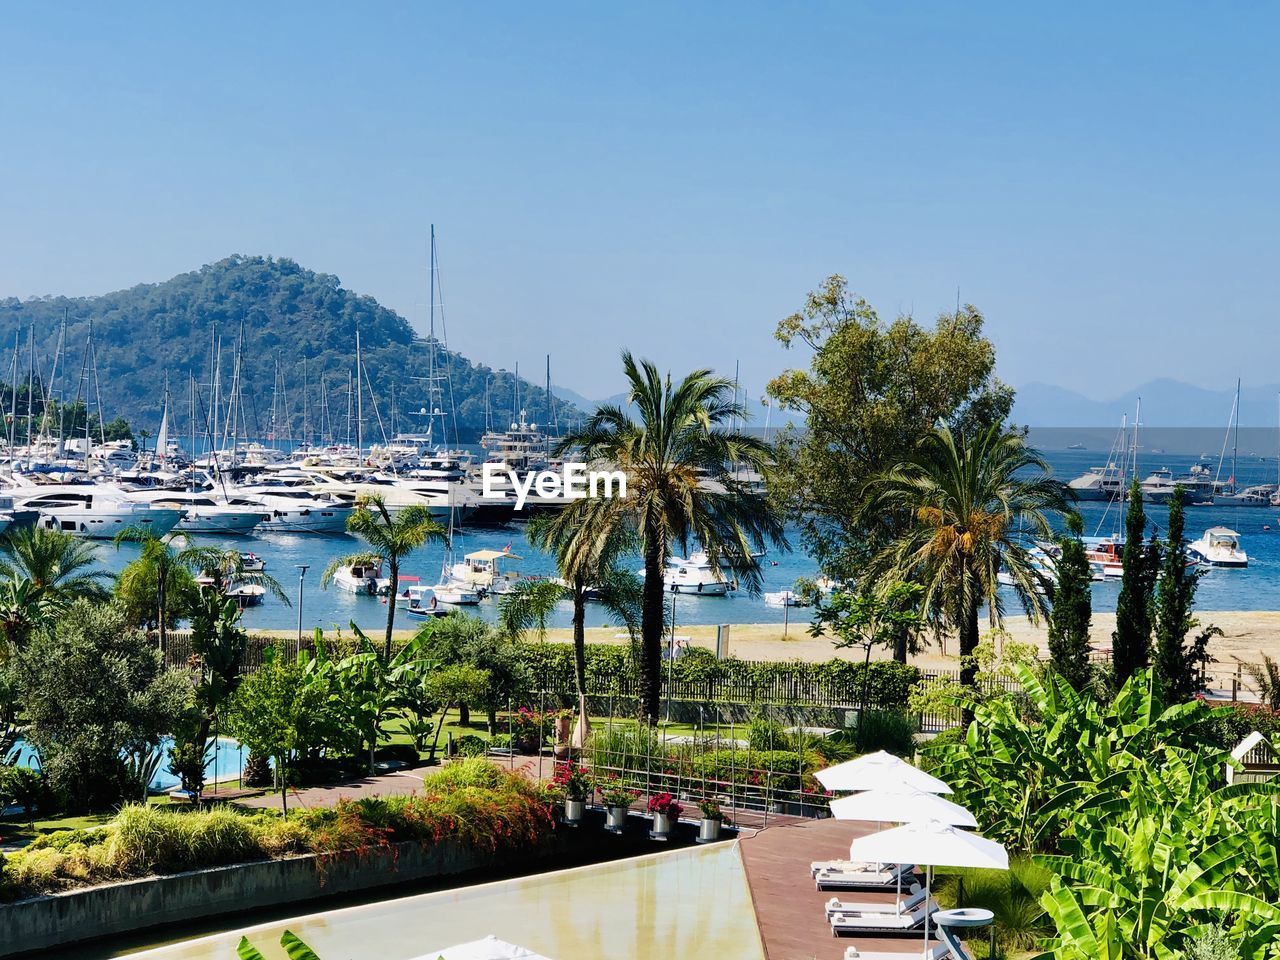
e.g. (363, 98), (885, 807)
(239, 552), (266, 573)
(763, 590), (807, 607)
(402, 584), (450, 618)
(429, 580), (481, 605)
(1189, 527), (1248, 568)
(226, 582), (266, 607)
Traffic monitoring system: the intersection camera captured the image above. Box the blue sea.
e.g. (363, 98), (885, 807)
(91, 438), (1280, 635)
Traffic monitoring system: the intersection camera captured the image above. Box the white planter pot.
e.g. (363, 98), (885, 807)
(562, 799), (585, 825)
(605, 805), (630, 832)
(650, 811), (671, 839)
(697, 817), (722, 843)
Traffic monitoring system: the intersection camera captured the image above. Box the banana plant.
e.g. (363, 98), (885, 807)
(237, 930), (321, 960)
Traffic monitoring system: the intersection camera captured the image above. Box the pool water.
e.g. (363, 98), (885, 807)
(122, 841), (764, 960)
(7, 736), (249, 792)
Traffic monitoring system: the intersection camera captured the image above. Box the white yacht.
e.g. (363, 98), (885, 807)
(428, 580), (481, 605)
(1189, 527), (1248, 568)
(125, 491), (264, 536)
(230, 482), (354, 534)
(1213, 484), (1275, 508)
(1066, 465), (1126, 502)
(8, 484), (185, 539)
(450, 549), (523, 596)
(655, 553), (733, 595)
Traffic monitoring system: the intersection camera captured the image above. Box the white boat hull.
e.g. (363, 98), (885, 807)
(176, 510), (264, 536)
(38, 506), (184, 539)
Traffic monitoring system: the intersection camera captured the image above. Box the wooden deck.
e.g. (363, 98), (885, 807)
(739, 815), (949, 960)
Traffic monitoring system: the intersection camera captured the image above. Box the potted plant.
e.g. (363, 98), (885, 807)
(697, 797), (725, 842)
(552, 761), (592, 825)
(600, 778), (638, 833)
(647, 792), (683, 840)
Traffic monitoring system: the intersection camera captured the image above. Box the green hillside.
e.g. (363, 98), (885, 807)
(0, 255), (572, 441)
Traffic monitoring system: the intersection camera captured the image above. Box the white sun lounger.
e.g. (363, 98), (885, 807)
(825, 883), (929, 918)
(830, 903), (937, 936)
(814, 861), (915, 890)
(811, 858), (904, 875)
(843, 945), (960, 960)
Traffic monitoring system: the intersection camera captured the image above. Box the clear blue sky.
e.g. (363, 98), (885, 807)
(2, 3), (1277, 403)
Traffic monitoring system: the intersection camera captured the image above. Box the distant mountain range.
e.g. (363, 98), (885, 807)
(0, 256), (572, 438)
(1014, 378), (1280, 428)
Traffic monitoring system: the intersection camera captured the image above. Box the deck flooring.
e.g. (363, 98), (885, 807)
(739, 815), (951, 960)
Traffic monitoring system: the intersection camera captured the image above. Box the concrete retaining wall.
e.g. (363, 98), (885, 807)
(1, 834), (579, 957)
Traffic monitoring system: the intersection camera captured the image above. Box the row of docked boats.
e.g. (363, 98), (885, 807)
(1067, 462), (1279, 508)
(997, 525), (1250, 593)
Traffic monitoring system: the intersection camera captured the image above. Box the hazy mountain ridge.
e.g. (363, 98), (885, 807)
(1015, 378), (1280, 428)
(0, 256), (574, 437)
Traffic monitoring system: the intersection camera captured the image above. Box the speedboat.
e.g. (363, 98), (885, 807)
(330, 560), (386, 595)
(1189, 527), (1248, 568)
(226, 582), (266, 606)
(402, 583), (450, 618)
(239, 552), (266, 573)
(429, 580), (481, 605)
(1213, 484), (1275, 508)
(763, 590), (806, 607)
(1083, 538), (1125, 580)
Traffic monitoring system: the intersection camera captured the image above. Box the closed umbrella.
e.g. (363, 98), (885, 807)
(848, 819), (1008, 956)
(814, 750), (952, 794)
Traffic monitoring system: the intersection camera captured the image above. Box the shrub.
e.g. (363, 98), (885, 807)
(452, 735), (488, 758)
(423, 757), (505, 791)
(488, 733), (514, 750)
(110, 804), (259, 873)
(850, 708), (919, 757)
(374, 744), (422, 766)
(747, 717), (795, 752)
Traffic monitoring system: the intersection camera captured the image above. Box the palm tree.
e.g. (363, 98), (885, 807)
(321, 494), (448, 659)
(114, 528), (224, 654)
(559, 352), (786, 723)
(115, 527), (290, 655)
(859, 425), (1067, 721)
(0, 526), (112, 607)
(0, 577), (53, 654)
(503, 512), (640, 706)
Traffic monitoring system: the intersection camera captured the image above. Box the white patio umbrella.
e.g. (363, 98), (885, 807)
(409, 936), (553, 960)
(814, 750), (952, 794)
(830, 787), (978, 900)
(848, 820), (1007, 956)
(829, 787), (977, 829)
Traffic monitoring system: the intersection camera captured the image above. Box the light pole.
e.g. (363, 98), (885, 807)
(295, 564), (309, 650)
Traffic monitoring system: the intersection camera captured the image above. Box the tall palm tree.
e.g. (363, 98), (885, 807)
(114, 528), (225, 654)
(0, 577), (53, 654)
(0, 526), (112, 607)
(503, 511), (640, 706)
(859, 425), (1067, 719)
(321, 494), (448, 659)
(559, 352), (787, 723)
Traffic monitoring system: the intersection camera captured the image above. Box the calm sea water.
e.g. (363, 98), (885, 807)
(92, 443), (1280, 634)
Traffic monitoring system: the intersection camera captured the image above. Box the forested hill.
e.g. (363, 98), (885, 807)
(0, 255), (573, 439)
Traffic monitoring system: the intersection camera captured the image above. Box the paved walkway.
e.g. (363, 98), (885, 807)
(236, 769), (434, 812)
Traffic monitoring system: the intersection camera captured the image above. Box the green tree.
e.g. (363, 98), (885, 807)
(1046, 512), (1093, 691)
(767, 277), (1014, 659)
(0, 526), (112, 608)
(1153, 487), (1215, 702)
(559, 352), (786, 723)
(223, 648), (321, 813)
(14, 600), (189, 811)
(113, 528), (221, 652)
(321, 494), (447, 659)
(860, 426), (1067, 724)
(423, 663), (490, 761)
(809, 582), (923, 732)
(1112, 480), (1159, 687)
(0, 577), (54, 652)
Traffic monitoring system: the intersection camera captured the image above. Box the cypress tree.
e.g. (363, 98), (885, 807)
(1047, 512), (1093, 690)
(1112, 479), (1158, 685)
(1153, 486), (1207, 701)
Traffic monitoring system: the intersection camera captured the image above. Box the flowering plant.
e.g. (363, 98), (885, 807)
(647, 792), (684, 818)
(551, 761), (592, 802)
(698, 797), (723, 820)
(599, 776), (639, 808)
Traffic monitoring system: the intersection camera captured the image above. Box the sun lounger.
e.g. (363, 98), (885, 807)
(842, 945), (958, 960)
(811, 858), (904, 875)
(813, 861), (914, 890)
(824, 883), (929, 917)
(830, 903), (937, 936)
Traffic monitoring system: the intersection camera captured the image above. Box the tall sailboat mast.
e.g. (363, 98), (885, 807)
(355, 326), (364, 456)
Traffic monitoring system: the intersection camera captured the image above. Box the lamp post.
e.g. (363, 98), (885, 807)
(295, 564), (309, 650)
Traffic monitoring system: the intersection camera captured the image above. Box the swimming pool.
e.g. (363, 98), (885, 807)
(7, 736), (250, 792)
